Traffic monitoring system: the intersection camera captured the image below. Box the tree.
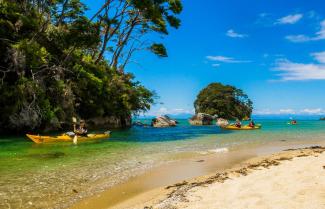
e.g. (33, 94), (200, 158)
(0, 0), (171, 133)
(194, 83), (253, 120)
(91, 0), (182, 69)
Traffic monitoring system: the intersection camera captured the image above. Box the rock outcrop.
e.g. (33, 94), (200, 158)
(151, 115), (177, 128)
(86, 115), (131, 129)
(189, 113), (214, 125)
(216, 118), (229, 127)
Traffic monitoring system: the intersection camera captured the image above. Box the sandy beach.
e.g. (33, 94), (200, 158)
(69, 144), (325, 209)
(144, 146), (325, 209)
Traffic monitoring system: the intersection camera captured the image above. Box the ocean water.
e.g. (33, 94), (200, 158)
(1, 119), (325, 208)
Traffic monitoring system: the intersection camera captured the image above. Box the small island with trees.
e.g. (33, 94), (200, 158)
(189, 82), (253, 125)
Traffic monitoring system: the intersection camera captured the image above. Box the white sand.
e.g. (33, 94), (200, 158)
(70, 147), (325, 209)
(171, 152), (325, 209)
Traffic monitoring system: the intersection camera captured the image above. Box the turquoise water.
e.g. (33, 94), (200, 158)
(1, 119), (325, 208)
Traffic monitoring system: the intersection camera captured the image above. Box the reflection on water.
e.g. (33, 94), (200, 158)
(1, 119), (325, 208)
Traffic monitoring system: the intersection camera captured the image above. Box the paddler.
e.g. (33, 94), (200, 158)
(73, 119), (88, 144)
(235, 119), (242, 128)
(248, 119), (255, 128)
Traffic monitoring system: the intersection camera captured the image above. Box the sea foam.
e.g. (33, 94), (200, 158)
(209, 147), (229, 153)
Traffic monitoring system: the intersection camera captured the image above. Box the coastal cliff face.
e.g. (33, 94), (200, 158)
(86, 115), (132, 129)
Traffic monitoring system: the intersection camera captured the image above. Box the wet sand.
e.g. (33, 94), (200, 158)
(70, 140), (325, 209)
(70, 148), (256, 209)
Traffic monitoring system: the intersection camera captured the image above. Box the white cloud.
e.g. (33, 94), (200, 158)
(226, 29), (247, 38)
(286, 19), (325, 42)
(157, 107), (168, 114)
(285, 35), (311, 43)
(311, 51), (325, 63)
(279, 109), (296, 114)
(301, 108), (324, 115)
(254, 108), (325, 115)
(276, 14), (303, 25)
(153, 107), (194, 116)
(273, 52), (325, 81)
(253, 109), (274, 115)
(206, 56), (251, 63)
(254, 109), (296, 115)
(315, 20), (325, 40)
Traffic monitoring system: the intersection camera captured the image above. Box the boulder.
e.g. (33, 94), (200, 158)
(189, 113), (214, 125)
(216, 118), (229, 127)
(151, 115), (177, 128)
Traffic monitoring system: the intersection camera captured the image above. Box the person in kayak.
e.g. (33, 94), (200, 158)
(248, 119), (255, 128)
(73, 120), (88, 137)
(235, 119), (242, 128)
(72, 120), (88, 145)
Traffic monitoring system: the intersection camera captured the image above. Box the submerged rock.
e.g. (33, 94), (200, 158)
(29, 152), (65, 159)
(133, 121), (150, 127)
(151, 115), (177, 128)
(189, 113), (214, 126)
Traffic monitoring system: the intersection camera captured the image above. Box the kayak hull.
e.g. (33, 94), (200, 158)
(26, 133), (110, 144)
(221, 125), (261, 130)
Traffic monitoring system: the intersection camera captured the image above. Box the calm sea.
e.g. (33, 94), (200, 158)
(1, 119), (325, 208)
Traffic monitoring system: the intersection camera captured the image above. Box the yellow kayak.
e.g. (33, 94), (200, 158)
(26, 132), (110, 144)
(221, 124), (261, 130)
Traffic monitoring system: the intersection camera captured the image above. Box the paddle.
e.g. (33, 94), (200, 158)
(72, 117), (78, 144)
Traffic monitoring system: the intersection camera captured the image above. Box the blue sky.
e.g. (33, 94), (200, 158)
(84, 0), (325, 116)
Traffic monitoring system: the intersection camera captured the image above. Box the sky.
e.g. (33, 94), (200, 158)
(83, 0), (325, 116)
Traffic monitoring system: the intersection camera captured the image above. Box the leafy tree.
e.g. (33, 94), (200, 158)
(194, 83), (253, 120)
(0, 0), (181, 133)
(90, 0), (183, 69)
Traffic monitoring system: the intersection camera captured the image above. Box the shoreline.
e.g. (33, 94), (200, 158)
(70, 140), (325, 209)
(70, 146), (256, 209)
(149, 145), (325, 209)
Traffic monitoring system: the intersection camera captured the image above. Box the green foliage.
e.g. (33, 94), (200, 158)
(0, 0), (157, 133)
(150, 43), (168, 57)
(92, 0), (183, 68)
(194, 83), (253, 120)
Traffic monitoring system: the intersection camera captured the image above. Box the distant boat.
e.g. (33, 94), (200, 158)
(320, 117), (325, 121)
(288, 120), (298, 125)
